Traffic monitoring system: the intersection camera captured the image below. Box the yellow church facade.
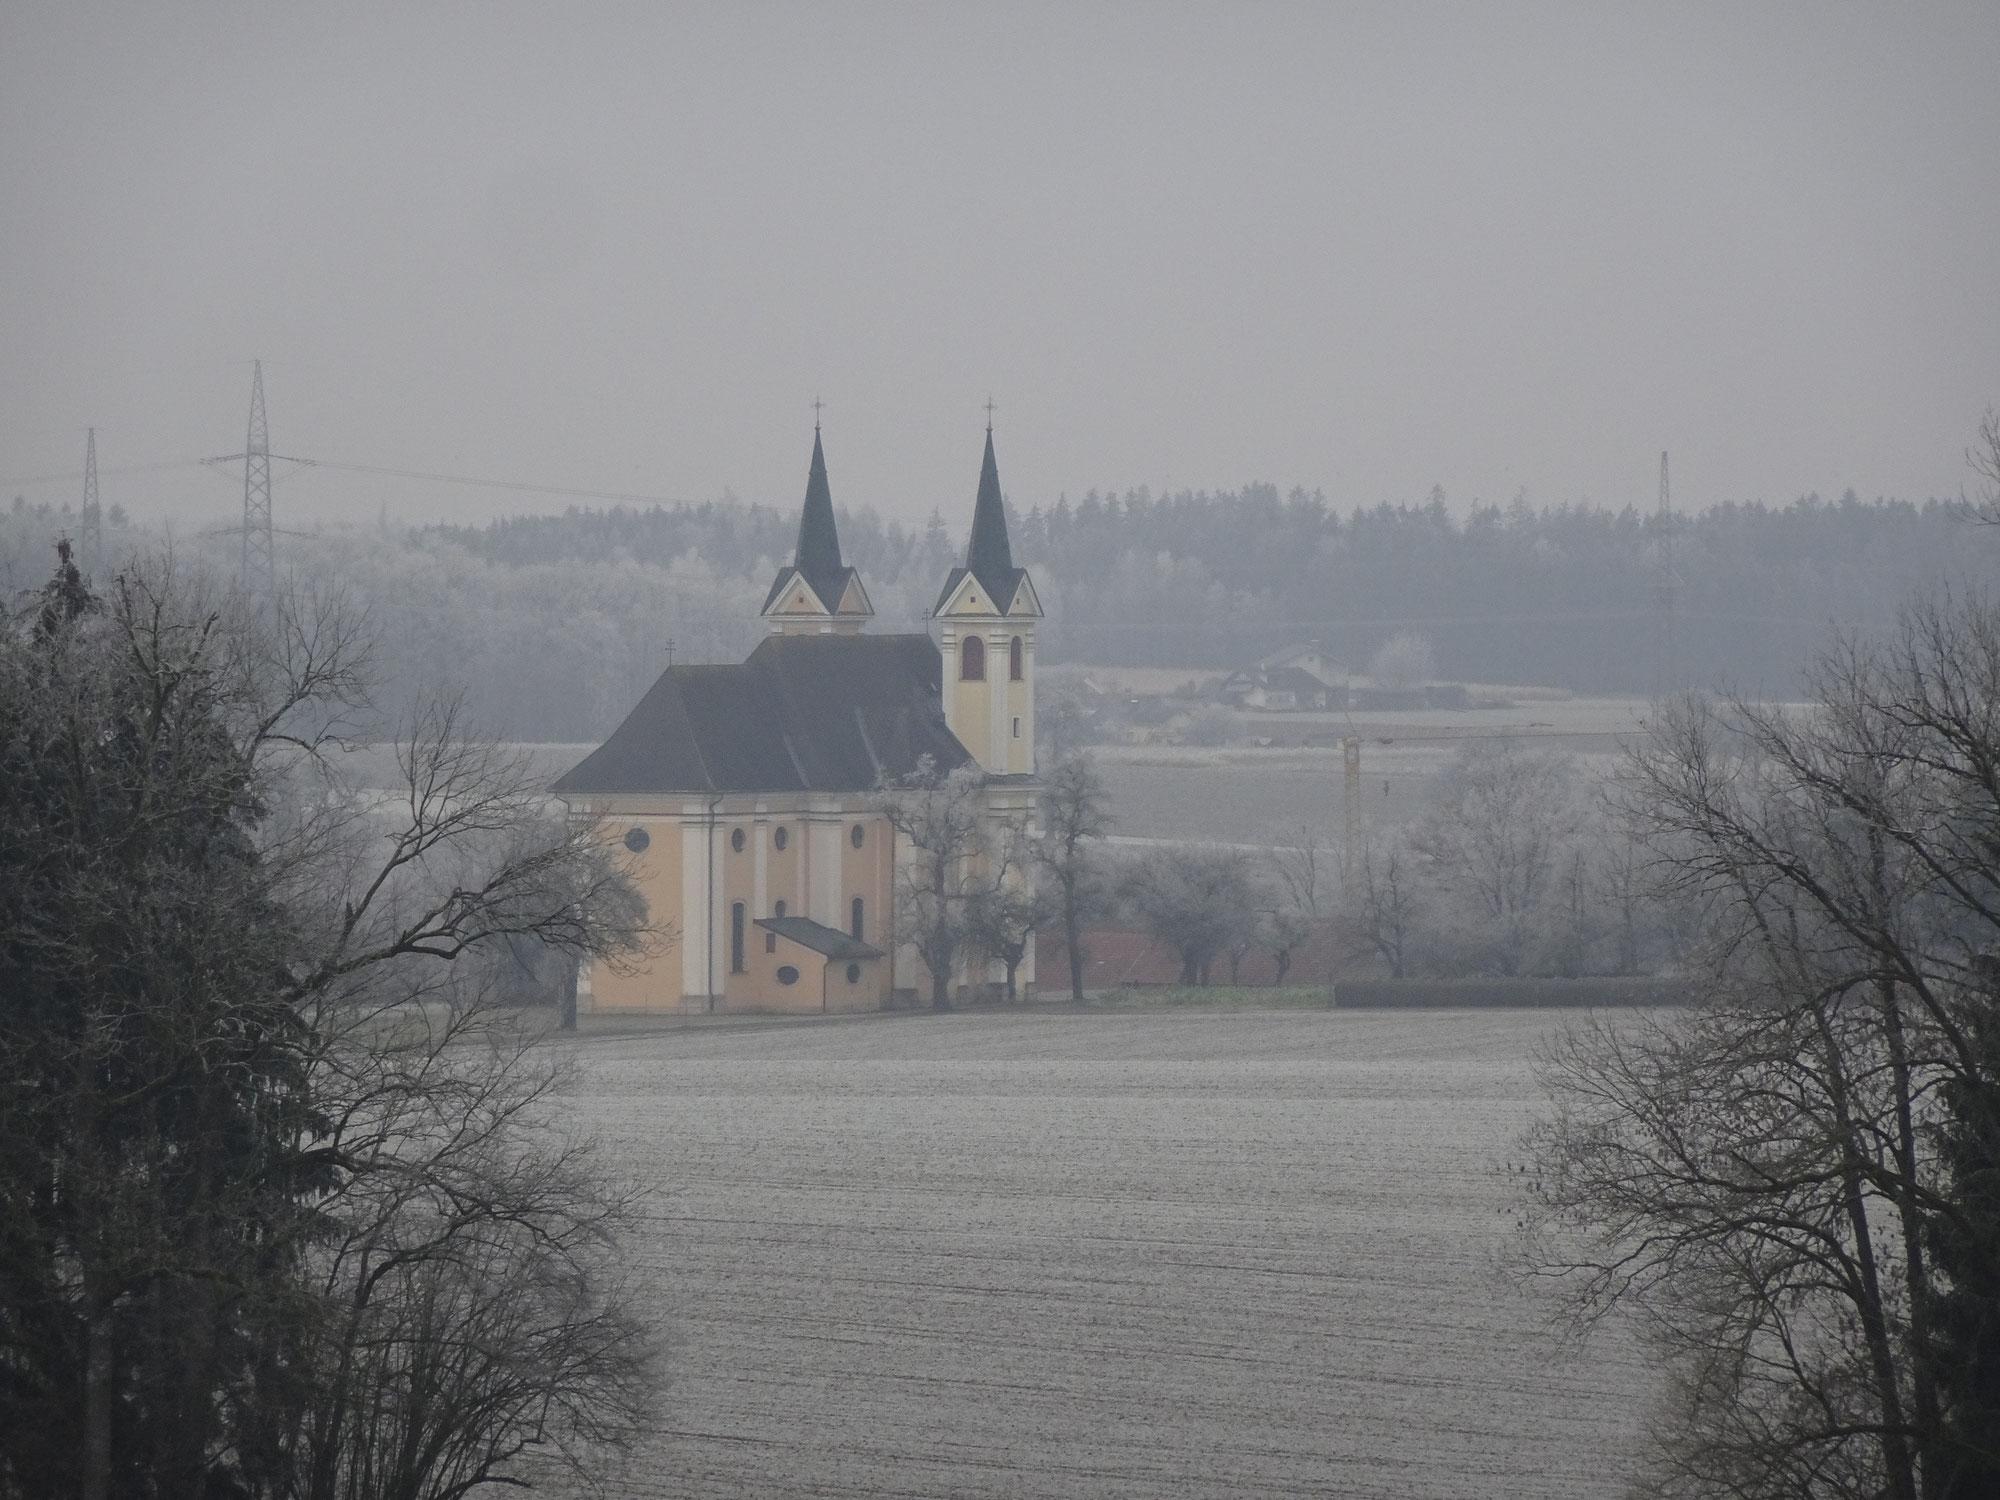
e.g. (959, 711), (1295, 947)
(552, 426), (1040, 1014)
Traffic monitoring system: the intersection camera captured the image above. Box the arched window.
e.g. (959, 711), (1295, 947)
(1009, 636), (1024, 681)
(774, 899), (786, 918)
(960, 634), (985, 681)
(730, 902), (746, 973)
(851, 896), (864, 941)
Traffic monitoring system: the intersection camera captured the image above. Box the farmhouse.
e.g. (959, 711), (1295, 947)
(1220, 643), (1347, 711)
(553, 426), (1040, 1013)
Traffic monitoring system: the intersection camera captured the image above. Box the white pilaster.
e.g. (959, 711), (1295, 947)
(988, 625), (1007, 769)
(680, 806), (709, 1000)
(810, 813), (839, 927)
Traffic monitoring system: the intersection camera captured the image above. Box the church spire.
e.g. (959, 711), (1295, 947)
(965, 426), (1014, 601)
(762, 425), (872, 634)
(794, 427), (844, 597)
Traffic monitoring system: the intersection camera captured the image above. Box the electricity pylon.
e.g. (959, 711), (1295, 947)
(80, 427), (102, 575)
(241, 361), (273, 589)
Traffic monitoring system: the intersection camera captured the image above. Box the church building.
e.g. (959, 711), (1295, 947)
(552, 425), (1042, 1013)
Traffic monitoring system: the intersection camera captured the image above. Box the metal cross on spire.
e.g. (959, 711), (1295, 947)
(812, 395), (824, 432)
(984, 396), (997, 432)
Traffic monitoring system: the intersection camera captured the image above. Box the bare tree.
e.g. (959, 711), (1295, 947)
(1964, 405), (2000, 525)
(872, 755), (990, 1010)
(1119, 844), (1258, 986)
(1524, 592), (2000, 1500)
(966, 818), (1052, 1003)
(1262, 830), (1329, 986)
(1034, 749), (1113, 1001)
(1355, 834), (1421, 979)
(1407, 740), (1584, 975)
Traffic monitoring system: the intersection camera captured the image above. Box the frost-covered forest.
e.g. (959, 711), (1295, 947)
(3, 485), (1987, 740)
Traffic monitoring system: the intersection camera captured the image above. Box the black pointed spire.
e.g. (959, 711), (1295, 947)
(965, 427), (1014, 600)
(794, 428), (844, 599)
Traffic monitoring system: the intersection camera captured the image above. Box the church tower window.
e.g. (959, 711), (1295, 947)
(960, 635), (985, 681)
(851, 896), (864, 941)
(730, 903), (746, 973)
(1009, 636), (1023, 681)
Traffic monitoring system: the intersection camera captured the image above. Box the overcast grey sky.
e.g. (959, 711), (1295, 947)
(4, 2), (1998, 533)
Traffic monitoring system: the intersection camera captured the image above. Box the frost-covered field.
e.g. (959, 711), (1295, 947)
(565, 1010), (1650, 1499)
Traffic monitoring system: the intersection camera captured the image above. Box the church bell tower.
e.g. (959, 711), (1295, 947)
(932, 425), (1041, 775)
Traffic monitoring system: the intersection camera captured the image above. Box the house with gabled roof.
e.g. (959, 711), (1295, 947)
(1220, 643), (1348, 711)
(552, 423), (1041, 1013)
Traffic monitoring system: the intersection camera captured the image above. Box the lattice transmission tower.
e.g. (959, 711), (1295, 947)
(1651, 451), (1677, 706)
(80, 427), (102, 574)
(241, 361), (273, 588)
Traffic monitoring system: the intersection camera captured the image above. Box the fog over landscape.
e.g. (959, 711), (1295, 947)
(5, 4), (1999, 530)
(6, 6), (2000, 1500)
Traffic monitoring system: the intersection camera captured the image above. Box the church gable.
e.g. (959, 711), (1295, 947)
(766, 566), (832, 616)
(933, 568), (990, 618)
(835, 572), (873, 616)
(1004, 572), (1042, 617)
(933, 564), (1039, 620)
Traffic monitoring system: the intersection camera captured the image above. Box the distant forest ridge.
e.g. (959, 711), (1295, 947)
(432, 485), (1992, 694)
(4, 485), (1986, 742)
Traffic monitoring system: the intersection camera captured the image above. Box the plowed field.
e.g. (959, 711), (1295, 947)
(566, 1009), (1649, 1498)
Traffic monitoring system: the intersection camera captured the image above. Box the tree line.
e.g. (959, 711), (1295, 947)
(6, 477), (1991, 743)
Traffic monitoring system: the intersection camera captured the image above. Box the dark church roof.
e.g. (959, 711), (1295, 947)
(934, 428), (1031, 614)
(761, 430), (868, 615)
(552, 633), (973, 795)
(755, 916), (883, 960)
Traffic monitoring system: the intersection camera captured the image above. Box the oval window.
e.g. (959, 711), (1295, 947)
(623, 827), (650, 853)
(731, 827), (746, 853)
(774, 826), (789, 851)
(850, 823), (864, 848)
(776, 965), (800, 986)
(845, 962), (862, 984)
